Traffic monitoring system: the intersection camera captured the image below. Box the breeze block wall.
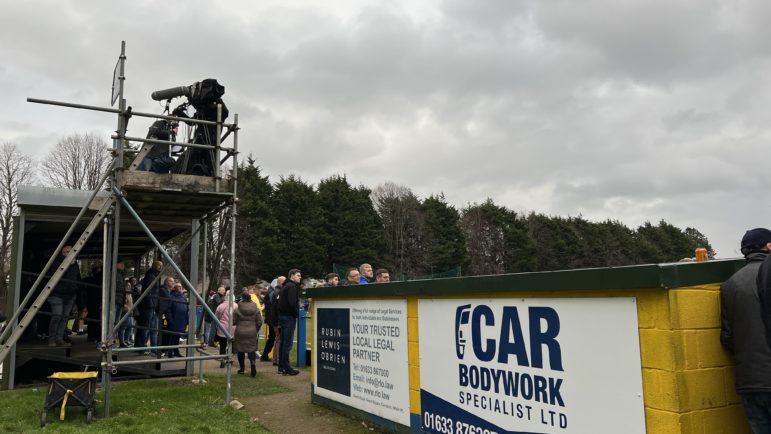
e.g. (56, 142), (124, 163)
(308, 259), (748, 434)
(407, 297), (421, 420)
(642, 283), (749, 434)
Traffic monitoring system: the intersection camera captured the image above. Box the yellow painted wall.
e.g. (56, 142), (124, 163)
(640, 284), (749, 434)
(407, 297), (421, 416)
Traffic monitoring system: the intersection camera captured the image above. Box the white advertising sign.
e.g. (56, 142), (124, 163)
(314, 299), (410, 426)
(419, 298), (645, 434)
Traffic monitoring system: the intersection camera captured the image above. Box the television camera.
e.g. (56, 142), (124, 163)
(147, 79), (228, 176)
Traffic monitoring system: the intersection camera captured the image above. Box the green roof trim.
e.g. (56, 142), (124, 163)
(306, 259), (746, 298)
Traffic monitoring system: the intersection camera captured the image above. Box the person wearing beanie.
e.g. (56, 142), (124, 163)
(741, 228), (771, 257)
(721, 228), (771, 432)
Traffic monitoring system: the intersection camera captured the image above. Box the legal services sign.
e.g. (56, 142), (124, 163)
(314, 299), (410, 426)
(419, 298), (645, 434)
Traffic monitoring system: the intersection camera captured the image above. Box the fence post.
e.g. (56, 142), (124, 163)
(296, 306), (307, 368)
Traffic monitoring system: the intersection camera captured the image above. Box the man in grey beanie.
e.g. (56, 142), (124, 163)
(722, 228), (771, 433)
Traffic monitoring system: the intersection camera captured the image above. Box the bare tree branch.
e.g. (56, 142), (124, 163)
(0, 142), (35, 300)
(205, 210), (231, 291)
(42, 132), (111, 190)
(371, 182), (423, 278)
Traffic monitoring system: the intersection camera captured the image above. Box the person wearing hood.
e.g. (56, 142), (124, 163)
(233, 288), (263, 377)
(721, 228), (771, 433)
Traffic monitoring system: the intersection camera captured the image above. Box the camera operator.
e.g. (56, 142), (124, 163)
(174, 79), (228, 177)
(147, 79), (228, 176)
(138, 120), (178, 174)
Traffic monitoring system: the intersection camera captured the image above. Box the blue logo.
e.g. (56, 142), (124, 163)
(455, 304), (472, 359)
(453, 304), (563, 371)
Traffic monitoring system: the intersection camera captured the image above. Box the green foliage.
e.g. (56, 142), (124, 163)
(317, 175), (385, 273)
(224, 166), (715, 281)
(461, 200), (535, 275)
(684, 227), (715, 259)
(419, 195), (468, 274)
(271, 175), (325, 277)
(235, 157), (282, 283)
(594, 219), (639, 266)
(636, 220), (712, 263)
(460, 203), (714, 273)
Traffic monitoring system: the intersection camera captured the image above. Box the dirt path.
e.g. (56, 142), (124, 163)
(203, 359), (376, 434)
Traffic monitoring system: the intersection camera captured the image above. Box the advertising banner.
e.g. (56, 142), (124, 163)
(314, 299), (410, 426)
(419, 298), (645, 434)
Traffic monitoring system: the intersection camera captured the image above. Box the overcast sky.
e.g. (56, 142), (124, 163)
(2, 0), (770, 258)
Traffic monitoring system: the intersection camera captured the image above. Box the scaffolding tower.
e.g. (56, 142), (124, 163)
(0, 41), (239, 416)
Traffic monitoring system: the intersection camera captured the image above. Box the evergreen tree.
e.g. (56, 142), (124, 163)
(420, 194), (468, 275)
(527, 213), (572, 271)
(461, 199), (534, 275)
(636, 220), (694, 263)
(594, 219), (639, 266)
(272, 175), (325, 277)
(235, 156), (282, 284)
(220, 167), (719, 278)
(317, 175), (385, 272)
(461, 201), (503, 275)
(560, 216), (599, 269)
(684, 227), (715, 259)
(501, 209), (536, 273)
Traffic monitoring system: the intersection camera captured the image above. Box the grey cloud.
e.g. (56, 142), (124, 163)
(1, 0), (769, 257)
(662, 109), (720, 132)
(533, 1), (745, 84)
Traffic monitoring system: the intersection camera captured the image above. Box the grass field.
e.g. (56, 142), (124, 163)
(0, 374), (286, 433)
(0, 312), (312, 433)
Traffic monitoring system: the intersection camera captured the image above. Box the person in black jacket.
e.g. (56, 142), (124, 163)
(721, 228), (771, 433)
(84, 265), (103, 343)
(261, 276), (285, 362)
(158, 277), (174, 349)
(277, 270), (301, 376)
(113, 260), (126, 345)
(139, 120), (177, 173)
(46, 245), (81, 346)
(760, 234), (771, 348)
(136, 261), (162, 350)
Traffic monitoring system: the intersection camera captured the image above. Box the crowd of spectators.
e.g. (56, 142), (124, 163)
(32, 249), (391, 378)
